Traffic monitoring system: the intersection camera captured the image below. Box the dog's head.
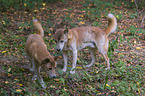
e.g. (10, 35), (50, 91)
(41, 56), (58, 78)
(54, 28), (68, 51)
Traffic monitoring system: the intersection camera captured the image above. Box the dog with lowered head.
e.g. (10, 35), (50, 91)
(25, 19), (58, 88)
(54, 13), (117, 74)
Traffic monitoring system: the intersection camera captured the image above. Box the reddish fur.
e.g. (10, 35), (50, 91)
(54, 13), (117, 72)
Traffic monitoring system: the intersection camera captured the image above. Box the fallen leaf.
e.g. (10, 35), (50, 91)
(136, 47), (141, 49)
(54, 79), (60, 81)
(43, 3), (46, 6)
(16, 89), (22, 93)
(8, 68), (11, 72)
(5, 81), (9, 84)
(79, 21), (85, 25)
(2, 51), (7, 53)
(50, 85), (56, 88)
(76, 67), (83, 69)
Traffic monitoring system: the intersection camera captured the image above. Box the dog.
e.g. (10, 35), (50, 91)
(25, 19), (58, 88)
(54, 13), (117, 74)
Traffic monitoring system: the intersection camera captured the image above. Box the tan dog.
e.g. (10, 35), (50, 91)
(25, 19), (58, 88)
(54, 13), (117, 74)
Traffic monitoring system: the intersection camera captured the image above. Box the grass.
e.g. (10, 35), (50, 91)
(0, 0), (145, 95)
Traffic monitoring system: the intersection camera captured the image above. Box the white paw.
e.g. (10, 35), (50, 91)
(30, 68), (33, 71)
(70, 70), (75, 74)
(62, 68), (67, 72)
(32, 75), (37, 81)
(41, 82), (46, 88)
(85, 65), (91, 68)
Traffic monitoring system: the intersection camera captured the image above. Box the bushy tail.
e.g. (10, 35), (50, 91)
(33, 19), (44, 37)
(105, 13), (117, 35)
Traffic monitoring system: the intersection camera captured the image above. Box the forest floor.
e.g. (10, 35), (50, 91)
(0, 0), (145, 95)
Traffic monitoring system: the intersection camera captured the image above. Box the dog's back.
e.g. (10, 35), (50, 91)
(25, 34), (45, 60)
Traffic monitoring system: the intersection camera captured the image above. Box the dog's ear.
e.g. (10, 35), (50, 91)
(64, 27), (68, 35)
(52, 27), (56, 33)
(42, 58), (50, 64)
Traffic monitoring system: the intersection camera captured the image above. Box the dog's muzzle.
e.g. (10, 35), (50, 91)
(57, 49), (61, 51)
(52, 76), (56, 78)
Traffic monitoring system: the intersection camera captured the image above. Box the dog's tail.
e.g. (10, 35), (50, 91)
(105, 13), (117, 35)
(33, 19), (44, 37)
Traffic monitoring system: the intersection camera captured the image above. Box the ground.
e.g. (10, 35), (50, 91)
(0, 0), (145, 95)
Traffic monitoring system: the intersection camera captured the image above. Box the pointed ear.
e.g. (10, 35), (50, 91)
(51, 27), (56, 33)
(41, 58), (50, 64)
(64, 27), (68, 35)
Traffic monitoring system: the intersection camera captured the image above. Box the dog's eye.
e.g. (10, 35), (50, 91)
(54, 40), (57, 42)
(60, 40), (64, 43)
(49, 68), (52, 70)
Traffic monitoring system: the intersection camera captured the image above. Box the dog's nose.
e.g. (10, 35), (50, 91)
(52, 76), (56, 78)
(57, 49), (61, 51)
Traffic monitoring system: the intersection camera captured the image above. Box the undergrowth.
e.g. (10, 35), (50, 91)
(0, 0), (145, 95)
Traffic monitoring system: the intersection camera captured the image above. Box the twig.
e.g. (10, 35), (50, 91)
(134, 0), (139, 27)
(141, 15), (145, 28)
(139, 8), (145, 14)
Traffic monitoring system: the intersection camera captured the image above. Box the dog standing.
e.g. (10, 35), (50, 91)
(25, 19), (58, 88)
(54, 13), (117, 74)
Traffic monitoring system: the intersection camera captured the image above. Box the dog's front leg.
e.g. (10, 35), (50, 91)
(70, 50), (77, 74)
(62, 50), (68, 72)
(33, 64), (46, 88)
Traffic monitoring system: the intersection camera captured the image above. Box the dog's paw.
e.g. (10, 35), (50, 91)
(30, 68), (33, 71)
(41, 82), (46, 89)
(62, 68), (67, 72)
(85, 65), (91, 68)
(70, 70), (75, 74)
(32, 75), (37, 81)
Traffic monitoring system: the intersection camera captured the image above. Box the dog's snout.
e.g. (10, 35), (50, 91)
(57, 49), (61, 51)
(52, 76), (56, 78)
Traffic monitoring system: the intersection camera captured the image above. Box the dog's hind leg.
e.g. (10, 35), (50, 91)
(102, 53), (110, 70)
(26, 54), (34, 71)
(86, 48), (96, 67)
(62, 50), (68, 72)
(31, 59), (37, 81)
(98, 45), (110, 70)
(30, 60), (34, 72)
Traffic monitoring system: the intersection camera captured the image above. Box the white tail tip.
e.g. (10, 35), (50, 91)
(108, 13), (114, 18)
(33, 19), (38, 22)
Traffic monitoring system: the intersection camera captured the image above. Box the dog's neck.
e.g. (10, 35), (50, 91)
(63, 34), (75, 51)
(63, 34), (69, 50)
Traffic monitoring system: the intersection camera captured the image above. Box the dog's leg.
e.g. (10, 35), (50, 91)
(30, 60), (34, 72)
(62, 50), (68, 72)
(33, 60), (46, 88)
(102, 53), (110, 70)
(86, 48), (96, 67)
(98, 47), (110, 70)
(70, 50), (77, 74)
(31, 59), (37, 80)
(26, 55), (34, 71)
